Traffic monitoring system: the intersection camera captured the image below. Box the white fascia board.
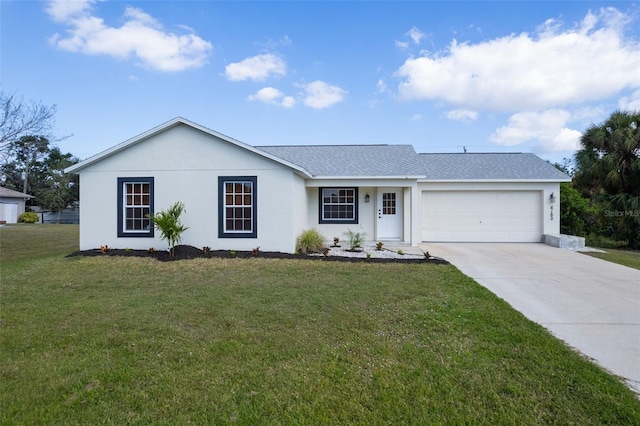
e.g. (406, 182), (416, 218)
(64, 117), (313, 178)
(417, 178), (572, 183)
(305, 176), (423, 187)
(311, 175), (424, 180)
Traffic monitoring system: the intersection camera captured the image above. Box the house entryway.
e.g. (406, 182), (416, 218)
(376, 188), (402, 240)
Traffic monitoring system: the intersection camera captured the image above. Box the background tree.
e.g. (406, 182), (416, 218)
(574, 110), (640, 248)
(0, 90), (58, 157)
(36, 147), (79, 219)
(6, 135), (50, 193)
(0, 137), (79, 210)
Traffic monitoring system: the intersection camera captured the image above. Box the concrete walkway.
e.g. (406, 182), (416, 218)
(422, 242), (640, 393)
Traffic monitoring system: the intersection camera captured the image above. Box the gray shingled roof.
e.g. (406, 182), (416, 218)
(258, 145), (569, 181)
(257, 145), (424, 177)
(417, 153), (570, 180)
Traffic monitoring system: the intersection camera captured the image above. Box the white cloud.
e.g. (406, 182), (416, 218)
(298, 81), (347, 109)
(248, 87), (295, 108)
(376, 79), (387, 94)
(46, 0), (212, 71)
(280, 35), (293, 47)
(395, 8), (640, 111)
(490, 109), (582, 153)
(446, 109), (478, 122)
(619, 89), (640, 112)
(395, 40), (409, 50)
(46, 0), (93, 23)
(407, 26), (425, 45)
(225, 53), (286, 81)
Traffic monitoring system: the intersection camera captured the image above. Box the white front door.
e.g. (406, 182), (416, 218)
(377, 188), (403, 240)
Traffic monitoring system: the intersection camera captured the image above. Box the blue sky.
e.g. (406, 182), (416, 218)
(2, 1), (639, 163)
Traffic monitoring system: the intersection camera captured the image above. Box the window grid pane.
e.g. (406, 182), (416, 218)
(124, 182), (151, 232)
(224, 180), (253, 232)
(383, 193), (396, 215)
(322, 188), (356, 221)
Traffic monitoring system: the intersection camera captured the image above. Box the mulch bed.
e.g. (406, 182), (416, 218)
(68, 245), (449, 264)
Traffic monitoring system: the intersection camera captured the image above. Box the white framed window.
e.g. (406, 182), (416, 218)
(117, 177), (154, 237)
(319, 187), (358, 224)
(218, 176), (257, 238)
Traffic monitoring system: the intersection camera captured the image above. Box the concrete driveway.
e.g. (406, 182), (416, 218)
(422, 242), (640, 393)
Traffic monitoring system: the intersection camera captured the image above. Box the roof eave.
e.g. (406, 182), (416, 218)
(418, 178), (572, 183)
(311, 175), (424, 180)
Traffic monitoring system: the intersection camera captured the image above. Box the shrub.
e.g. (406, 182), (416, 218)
(296, 228), (326, 254)
(376, 242), (384, 251)
(147, 201), (189, 257)
(343, 229), (366, 251)
(585, 233), (627, 249)
(18, 212), (39, 223)
(560, 182), (599, 236)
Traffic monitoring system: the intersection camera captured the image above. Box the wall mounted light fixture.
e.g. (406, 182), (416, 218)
(364, 193), (370, 203)
(549, 192), (556, 204)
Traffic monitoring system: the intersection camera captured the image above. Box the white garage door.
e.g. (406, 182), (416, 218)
(0, 203), (18, 223)
(422, 191), (543, 242)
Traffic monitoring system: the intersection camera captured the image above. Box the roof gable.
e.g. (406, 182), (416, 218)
(65, 117), (311, 177)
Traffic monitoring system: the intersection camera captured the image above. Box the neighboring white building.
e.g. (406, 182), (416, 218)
(65, 117), (570, 253)
(0, 187), (34, 223)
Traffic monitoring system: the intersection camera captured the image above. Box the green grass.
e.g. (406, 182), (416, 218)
(1, 226), (639, 424)
(583, 248), (640, 271)
(0, 224), (79, 262)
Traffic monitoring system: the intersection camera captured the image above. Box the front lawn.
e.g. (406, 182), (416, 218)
(1, 225), (639, 424)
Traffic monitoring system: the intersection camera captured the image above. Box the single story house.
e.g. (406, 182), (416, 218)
(0, 187), (34, 223)
(65, 117), (570, 253)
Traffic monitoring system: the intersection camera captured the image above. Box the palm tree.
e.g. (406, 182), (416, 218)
(148, 201), (189, 256)
(575, 111), (640, 248)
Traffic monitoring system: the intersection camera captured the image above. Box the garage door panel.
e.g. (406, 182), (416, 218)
(422, 191), (542, 242)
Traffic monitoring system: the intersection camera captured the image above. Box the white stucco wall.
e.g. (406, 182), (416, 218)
(76, 124), (302, 253)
